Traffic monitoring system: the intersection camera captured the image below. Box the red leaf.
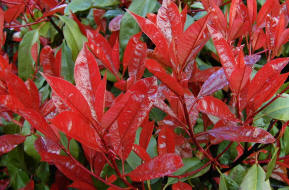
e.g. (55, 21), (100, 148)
(132, 144), (151, 162)
(247, 58), (289, 111)
(40, 45), (55, 76)
(252, 28), (266, 51)
(0, 10), (4, 47)
(248, 73), (288, 113)
(41, 4), (66, 20)
(127, 10), (170, 65)
(127, 153), (183, 181)
(184, 93), (199, 127)
(153, 98), (181, 124)
(0, 179), (9, 190)
(51, 91), (70, 113)
(192, 66), (221, 82)
(69, 181), (96, 190)
(34, 136), (61, 157)
(208, 25), (236, 79)
(157, 2), (182, 42)
(51, 111), (102, 151)
(40, 0), (58, 10)
(158, 126), (176, 155)
(180, 6), (187, 29)
(229, 50), (252, 94)
(198, 68), (228, 97)
(94, 78), (107, 121)
(228, 0), (249, 40)
(25, 79), (40, 110)
(3, 70), (34, 109)
(101, 90), (132, 131)
(0, 134), (26, 156)
(87, 30), (119, 79)
(247, 0), (257, 25)
(43, 73), (93, 121)
(257, 0), (280, 28)
(123, 32), (147, 81)
(176, 15), (210, 66)
(20, 180), (34, 190)
(145, 59), (186, 96)
(109, 15), (123, 32)
(50, 170), (70, 190)
(106, 78), (157, 160)
(197, 96), (239, 122)
(139, 121), (154, 150)
(244, 54), (261, 66)
(146, 13), (157, 24)
(172, 181), (192, 190)
(74, 45), (102, 121)
(35, 137), (93, 184)
(4, 4), (25, 23)
(0, 95), (57, 141)
(205, 125), (275, 144)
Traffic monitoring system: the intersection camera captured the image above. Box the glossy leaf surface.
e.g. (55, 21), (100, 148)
(205, 125), (275, 144)
(240, 164), (271, 190)
(197, 96), (239, 122)
(18, 30), (39, 80)
(43, 74), (92, 121)
(51, 111), (102, 151)
(127, 153), (183, 181)
(145, 59), (186, 96)
(0, 134), (26, 156)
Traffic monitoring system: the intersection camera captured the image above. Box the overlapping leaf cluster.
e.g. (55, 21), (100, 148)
(1, 0), (289, 189)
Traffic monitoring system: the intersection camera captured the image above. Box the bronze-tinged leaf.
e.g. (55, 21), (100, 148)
(205, 125), (275, 144)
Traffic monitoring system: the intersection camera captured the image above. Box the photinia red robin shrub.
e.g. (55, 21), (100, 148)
(1, 0), (289, 189)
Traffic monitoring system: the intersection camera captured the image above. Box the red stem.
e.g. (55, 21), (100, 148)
(180, 96), (221, 167)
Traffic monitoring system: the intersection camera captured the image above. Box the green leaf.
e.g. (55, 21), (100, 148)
(0, 147), (29, 189)
(58, 15), (86, 61)
(240, 164), (271, 190)
(278, 187), (289, 190)
(229, 165), (247, 185)
(281, 127), (289, 156)
(35, 163), (50, 183)
(24, 135), (41, 161)
(61, 43), (75, 83)
(256, 94), (289, 121)
(35, 183), (50, 190)
(165, 158), (210, 187)
(265, 147), (279, 180)
(149, 107), (166, 122)
(18, 30), (39, 80)
(69, 139), (80, 159)
(119, 0), (157, 53)
(220, 174), (239, 190)
(126, 128), (157, 170)
(9, 166), (30, 189)
(219, 174), (228, 190)
(65, 0), (120, 14)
